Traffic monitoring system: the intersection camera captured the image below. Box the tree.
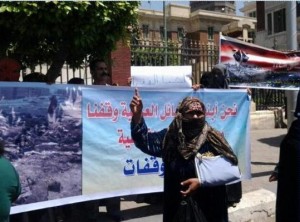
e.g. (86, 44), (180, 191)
(0, 1), (139, 82)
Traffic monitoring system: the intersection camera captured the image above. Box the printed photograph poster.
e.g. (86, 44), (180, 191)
(1, 82), (83, 213)
(220, 35), (300, 89)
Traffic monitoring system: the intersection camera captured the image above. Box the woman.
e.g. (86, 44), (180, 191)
(276, 91), (300, 222)
(130, 90), (238, 222)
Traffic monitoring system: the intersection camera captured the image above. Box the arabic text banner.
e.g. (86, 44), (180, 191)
(220, 35), (300, 89)
(6, 83), (250, 214)
(82, 87), (251, 196)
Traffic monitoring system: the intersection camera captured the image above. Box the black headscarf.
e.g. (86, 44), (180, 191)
(201, 63), (230, 89)
(162, 97), (238, 164)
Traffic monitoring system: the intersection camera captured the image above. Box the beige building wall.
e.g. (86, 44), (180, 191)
(255, 1), (300, 50)
(137, 3), (256, 44)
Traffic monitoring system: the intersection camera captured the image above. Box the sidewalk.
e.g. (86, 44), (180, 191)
(98, 128), (286, 222)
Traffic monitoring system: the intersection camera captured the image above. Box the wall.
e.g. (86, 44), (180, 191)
(110, 41), (131, 86)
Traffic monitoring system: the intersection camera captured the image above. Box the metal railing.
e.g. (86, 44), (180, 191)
(22, 37), (286, 111)
(131, 38), (219, 83)
(251, 88), (286, 110)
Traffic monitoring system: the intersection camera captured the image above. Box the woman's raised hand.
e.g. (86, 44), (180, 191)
(130, 88), (143, 124)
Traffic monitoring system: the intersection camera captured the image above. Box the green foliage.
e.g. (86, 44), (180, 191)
(0, 1), (139, 79)
(131, 41), (181, 66)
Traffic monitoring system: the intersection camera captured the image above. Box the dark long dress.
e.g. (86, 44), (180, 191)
(131, 119), (228, 222)
(276, 119), (300, 222)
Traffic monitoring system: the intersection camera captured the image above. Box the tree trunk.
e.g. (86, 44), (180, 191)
(46, 46), (68, 83)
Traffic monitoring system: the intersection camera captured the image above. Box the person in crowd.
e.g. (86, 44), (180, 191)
(0, 60), (22, 222)
(0, 57), (22, 82)
(67, 77), (85, 85)
(130, 89), (238, 222)
(193, 63), (243, 208)
(90, 59), (111, 86)
(23, 72), (47, 82)
(276, 90), (300, 222)
(203, 64), (230, 89)
(0, 140), (21, 222)
(88, 58), (122, 222)
(192, 64), (229, 90)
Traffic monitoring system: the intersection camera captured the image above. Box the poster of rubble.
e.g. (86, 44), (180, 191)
(4, 82), (83, 213)
(220, 35), (300, 89)
(5, 82), (250, 213)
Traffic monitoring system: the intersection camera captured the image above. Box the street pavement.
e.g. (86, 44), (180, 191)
(97, 128), (286, 222)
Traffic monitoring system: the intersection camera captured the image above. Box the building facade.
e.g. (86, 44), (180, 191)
(255, 1), (300, 50)
(137, 3), (256, 45)
(190, 1), (236, 15)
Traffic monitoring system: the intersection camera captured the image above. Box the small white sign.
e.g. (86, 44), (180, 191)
(131, 66), (192, 88)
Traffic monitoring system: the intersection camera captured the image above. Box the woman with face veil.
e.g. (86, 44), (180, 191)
(276, 91), (300, 222)
(130, 89), (238, 222)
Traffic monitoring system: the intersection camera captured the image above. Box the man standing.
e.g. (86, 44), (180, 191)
(88, 59), (122, 222)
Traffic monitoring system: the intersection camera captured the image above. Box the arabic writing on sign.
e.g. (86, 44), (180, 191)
(86, 101), (238, 122)
(205, 103), (238, 121)
(118, 129), (134, 149)
(123, 156), (164, 177)
(159, 103), (176, 120)
(87, 101), (119, 122)
(131, 66), (192, 88)
(219, 103), (238, 120)
(86, 101), (176, 122)
(205, 103), (218, 121)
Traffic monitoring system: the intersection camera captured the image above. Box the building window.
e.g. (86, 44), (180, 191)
(208, 26), (214, 40)
(142, 24), (149, 39)
(248, 31), (255, 39)
(274, 8), (286, 33)
(177, 27), (184, 40)
(267, 13), (272, 35)
(248, 31), (255, 43)
(160, 26), (164, 40)
(249, 11), (256, 18)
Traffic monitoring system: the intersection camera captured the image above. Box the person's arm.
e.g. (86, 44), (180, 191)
(130, 88), (166, 157)
(269, 163), (279, 182)
(131, 117), (166, 157)
(130, 88), (143, 125)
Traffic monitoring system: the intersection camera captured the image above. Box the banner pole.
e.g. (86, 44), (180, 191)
(286, 1), (298, 129)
